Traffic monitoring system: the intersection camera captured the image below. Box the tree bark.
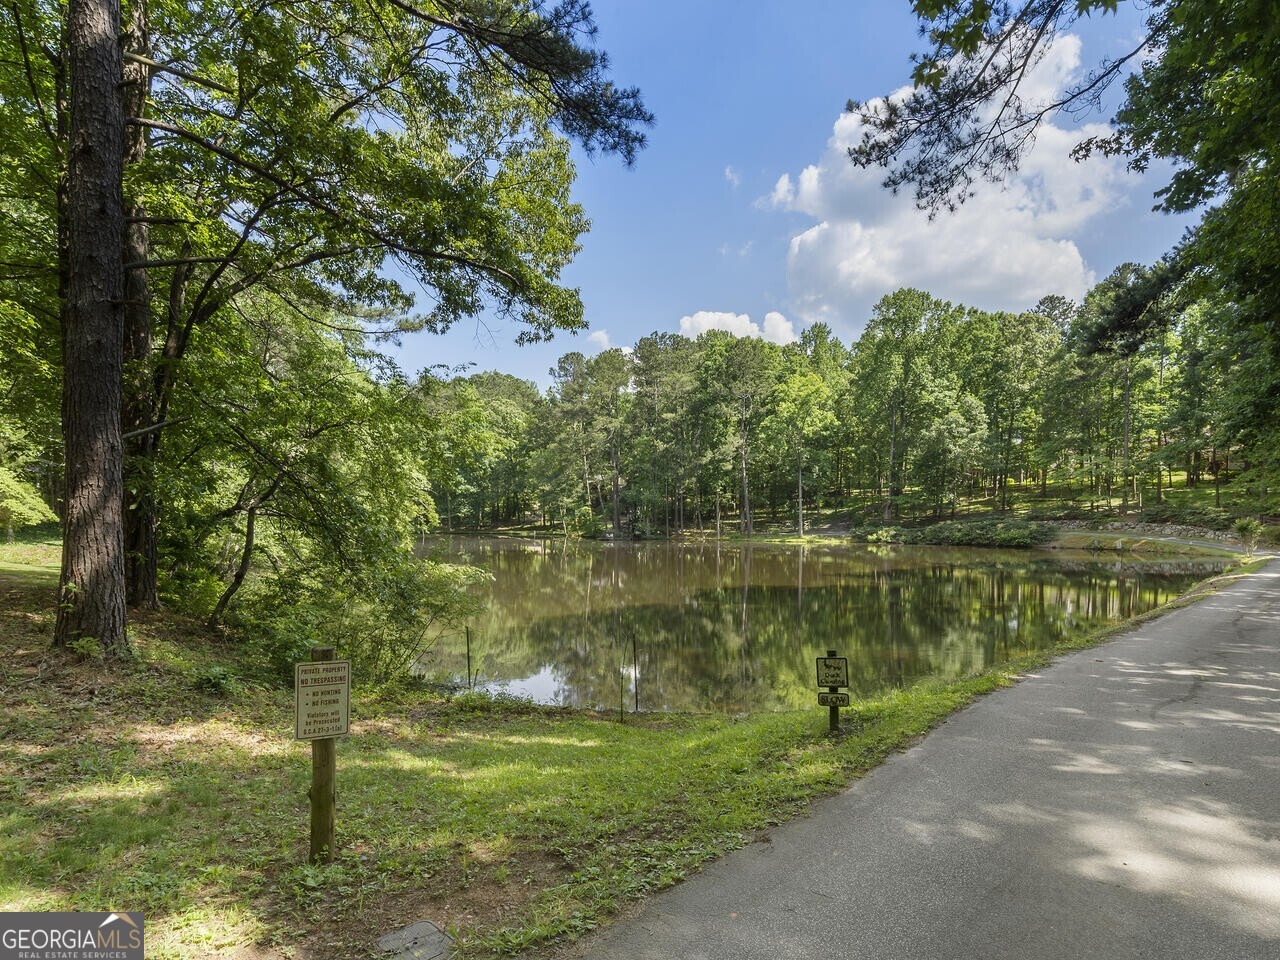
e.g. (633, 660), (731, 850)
(55, 0), (128, 653)
(122, 0), (159, 609)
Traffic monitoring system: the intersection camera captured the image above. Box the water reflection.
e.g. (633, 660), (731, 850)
(421, 537), (1224, 713)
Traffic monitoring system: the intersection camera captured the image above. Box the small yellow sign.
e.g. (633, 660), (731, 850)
(295, 660), (351, 740)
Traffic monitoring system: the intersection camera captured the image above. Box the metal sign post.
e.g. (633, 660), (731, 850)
(295, 646), (351, 863)
(816, 649), (850, 733)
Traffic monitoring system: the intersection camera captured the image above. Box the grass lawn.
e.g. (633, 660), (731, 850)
(0, 526), (1254, 959)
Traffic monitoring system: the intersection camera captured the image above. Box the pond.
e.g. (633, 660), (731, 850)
(421, 536), (1226, 713)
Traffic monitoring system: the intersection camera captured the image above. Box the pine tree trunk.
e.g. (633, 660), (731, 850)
(122, 0), (158, 609)
(55, 0), (127, 653)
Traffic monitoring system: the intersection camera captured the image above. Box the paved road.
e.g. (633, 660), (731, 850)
(564, 563), (1280, 960)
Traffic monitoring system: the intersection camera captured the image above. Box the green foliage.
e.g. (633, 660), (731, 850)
(189, 665), (244, 697)
(859, 526), (901, 544)
(573, 506), (606, 539)
(853, 519), (1054, 549)
(425, 268), (1273, 542)
(906, 518), (1056, 548)
(64, 635), (105, 661)
(846, 0), (1280, 520)
(1232, 517), (1263, 559)
(0, 0), (652, 666)
(0, 466), (56, 541)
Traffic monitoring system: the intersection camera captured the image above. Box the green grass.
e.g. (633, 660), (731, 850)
(0, 530), (1259, 959)
(0, 522), (59, 587)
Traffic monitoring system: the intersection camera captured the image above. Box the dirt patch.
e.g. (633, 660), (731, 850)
(273, 847), (573, 960)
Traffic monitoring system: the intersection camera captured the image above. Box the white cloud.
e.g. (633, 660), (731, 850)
(771, 33), (1138, 336)
(763, 311), (797, 343)
(769, 173), (794, 207)
(678, 310), (798, 345)
(725, 165), (742, 189)
(586, 329), (612, 350)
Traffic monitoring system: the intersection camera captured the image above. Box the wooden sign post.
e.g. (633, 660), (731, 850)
(295, 646), (350, 863)
(816, 649), (850, 734)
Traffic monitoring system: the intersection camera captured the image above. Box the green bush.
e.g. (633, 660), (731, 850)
(866, 526), (900, 544)
(909, 518), (1055, 548)
(574, 506), (606, 539)
(189, 665), (244, 696)
(224, 592), (325, 683)
(852, 519), (1054, 548)
(1233, 517), (1264, 558)
(849, 525), (901, 543)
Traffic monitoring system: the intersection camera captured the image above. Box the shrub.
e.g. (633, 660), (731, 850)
(190, 665), (244, 696)
(849, 525), (901, 543)
(574, 506), (606, 539)
(909, 518), (1055, 548)
(854, 519), (1054, 548)
(866, 526), (900, 544)
(1233, 517), (1264, 559)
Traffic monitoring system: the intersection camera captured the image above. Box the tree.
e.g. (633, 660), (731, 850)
(57, 0), (127, 651)
(765, 369), (834, 535)
(847, 1), (1147, 212)
(849, 0), (1280, 500)
(585, 349), (633, 536)
(700, 334), (782, 535)
(2, 0), (652, 653)
(853, 290), (959, 521)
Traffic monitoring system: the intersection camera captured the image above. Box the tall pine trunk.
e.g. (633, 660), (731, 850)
(56, 0), (127, 652)
(122, 0), (159, 609)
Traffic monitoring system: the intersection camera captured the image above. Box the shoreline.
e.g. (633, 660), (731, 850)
(434, 523), (1244, 558)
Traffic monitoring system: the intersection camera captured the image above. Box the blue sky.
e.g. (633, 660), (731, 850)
(389, 1), (1194, 386)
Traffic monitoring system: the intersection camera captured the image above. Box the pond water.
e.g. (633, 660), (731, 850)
(421, 536), (1225, 713)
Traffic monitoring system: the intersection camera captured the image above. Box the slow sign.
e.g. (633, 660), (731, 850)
(817, 691), (851, 707)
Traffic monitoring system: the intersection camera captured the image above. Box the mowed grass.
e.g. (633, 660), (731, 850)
(0, 527), (1247, 959)
(0, 522), (60, 583)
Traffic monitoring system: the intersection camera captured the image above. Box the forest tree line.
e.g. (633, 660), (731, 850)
(435, 268), (1270, 538)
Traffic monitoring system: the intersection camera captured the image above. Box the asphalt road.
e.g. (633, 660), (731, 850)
(564, 562), (1280, 960)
